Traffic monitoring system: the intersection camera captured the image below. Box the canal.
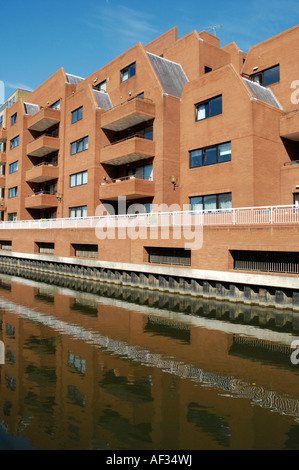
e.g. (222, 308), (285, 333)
(0, 269), (299, 451)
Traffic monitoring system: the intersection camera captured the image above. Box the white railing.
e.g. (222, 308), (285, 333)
(0, 204), (298, 230)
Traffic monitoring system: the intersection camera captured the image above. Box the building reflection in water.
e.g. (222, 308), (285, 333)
(0, 271), (298, 450)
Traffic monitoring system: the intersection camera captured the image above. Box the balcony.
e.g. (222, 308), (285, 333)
(27, 135), (60, 157)
(0, 152), (6, 164)
(99, 176), (155, 201)
(27, 107), (61, 132)
(0, 176), (5, 187)
(25, 163), (59, 183)
(101, 136), (155, 166)
(25, 192), (58, 210)
(0, 128), (7, 143)
(280, 111), (299, 141)
(101, 98), (155, 132)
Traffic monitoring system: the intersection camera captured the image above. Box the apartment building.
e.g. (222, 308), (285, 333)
(0, 89), (31, 221)
(0, 24), (299, 290)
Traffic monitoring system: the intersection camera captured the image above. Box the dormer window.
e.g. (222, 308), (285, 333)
(251, 64), (280, 86)
(120, 62), (136, 83)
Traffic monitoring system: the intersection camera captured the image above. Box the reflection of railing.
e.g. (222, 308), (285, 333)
(0, 204), (299, 230)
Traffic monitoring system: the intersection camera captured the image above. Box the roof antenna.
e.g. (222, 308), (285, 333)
(204, 25), (223, 36)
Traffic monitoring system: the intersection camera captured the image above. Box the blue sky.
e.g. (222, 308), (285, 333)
(1, 0), (299, 100)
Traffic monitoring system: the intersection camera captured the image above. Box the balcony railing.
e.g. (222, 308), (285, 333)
(101, 97), (155, 132)
(27, 107), (61, 132)
(0, 204), (299, 230)
(99, 174), (154, 200)
(25, 162), (59, 183)
(101, 135), (155, 165)
(27, 134), (60, 157)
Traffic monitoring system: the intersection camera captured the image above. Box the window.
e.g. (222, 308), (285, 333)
(10, 135), (19, 149)
(204, 66), (212, 74)
(0, 165), (5, 176)
(37, 242), (55, 255)
(11, 113), (17, 126)
(251, 65), (280, 87)
(190, 193), (232, 212)
(72, 106), (83, 124)
(9, 161), (18, 174)
(69, 205), (87, 218)
(195, 95), (222, 121)
(147, 247), (191, 266)
(8, 213), (17, 221)
(127, 164), (153, 180)
(70, 170), (88, 187)
(73, 243), (98, 259)
(294, 194), (299, 206)
(190, 142), (231, 168)
(233, 250), (299, 274)
(8, 187), (17, 199)
(137, 125), (153, 140)
(0, 240), (12, 251)
(95, 80), (106, 92)
(50, 100), (60, 110)
(71, 136), (88, 155)
(120, 62), (136, 82)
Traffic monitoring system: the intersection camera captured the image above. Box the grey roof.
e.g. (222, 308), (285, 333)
(66, 73), (85, 85)
(24, 102), (39, 115)
(147, 53), (189, 98)
(93, 90), (113, 110)
(243, 78), (283, 109)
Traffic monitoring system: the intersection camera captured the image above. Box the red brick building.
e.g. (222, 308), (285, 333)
(0, 24), (299, 301)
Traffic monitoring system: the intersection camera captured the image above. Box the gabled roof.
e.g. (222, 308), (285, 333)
(66, 73), (85, 85)
(243, 78), (283, 109)
(147, 53), (189, 98)
(24, 102), (39, 115)
(93, 90), (113, 110)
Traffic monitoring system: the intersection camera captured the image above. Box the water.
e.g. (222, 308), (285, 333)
(0, 271), (299, 451)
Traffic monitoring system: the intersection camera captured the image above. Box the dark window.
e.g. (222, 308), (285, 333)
(190, 142), (231, 168)
(71, 136), (88, 155)
(195, 95), (222, 121)
(8, 187), (17, 199)
(70, 170), (88, 187)
(233, 250), (299, 274)
(73, 243), (98, 259)
(204, 66), (212, 73)
(120, 62), (136, 82)
(37, 242), (55, 254)
(9, 161), (18, 174)
(94, 80), (106, 92)
(190, 193), (232, 212)
(10, 135), (19, 149)
(8, 213), (17, 221)
(146, 247), (191, 266)
(11, 113), (17, 126)
(69, 205), (87, 218)
(72, 106), (83, 124)
(0, 240), (12, 251)
(251, 65), (280, 87)
(50, 100), (60, 110)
